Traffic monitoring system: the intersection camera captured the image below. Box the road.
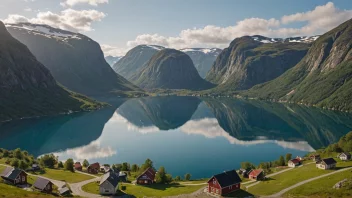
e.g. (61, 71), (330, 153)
(69, 177), (101, 198)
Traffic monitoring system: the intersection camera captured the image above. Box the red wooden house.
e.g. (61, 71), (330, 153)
(136, 167), (156, 185)
(87, 162), (100, 174)
(248, 169), (264, 181)
(0, 167), (27, 185)
(207, 170), (242, 196)
(74, 162), (82, 171)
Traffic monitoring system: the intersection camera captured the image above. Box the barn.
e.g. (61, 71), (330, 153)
(207, 170), (242, 196)
(136, 167), (156, 185)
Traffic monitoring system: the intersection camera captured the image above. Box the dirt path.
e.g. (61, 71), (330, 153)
(263, 167), (352, 197)
(69, 177), (101, 198)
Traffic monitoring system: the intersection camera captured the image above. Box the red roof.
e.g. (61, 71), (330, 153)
(290, 159), (300, 164)
(74, 162), (82, 168)
(249, 169), (263, 177)
(88, 162), (100, 169)
(137, 167), (156, 181)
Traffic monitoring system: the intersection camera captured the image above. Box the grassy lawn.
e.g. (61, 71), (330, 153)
(32, 168), (94, 183)
(0, 165), (6, 173)
(122, 183), (206, 197)
(0, 182), (55, 198)
(284, 168), (352, 198)
(82, 181), (100, 194)
(247, 163), (335, 195)
(224, 189), (255, 198)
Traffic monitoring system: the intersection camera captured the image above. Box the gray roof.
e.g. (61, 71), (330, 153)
(339, 152), (351, 157)
(208, 170), (242, 188)
(1, 167), (26, 180)
(59, 187), (70, 194)
(317, 158), (337, 165)
(100, 171), (119, 187)
(33, 177), (52, 190)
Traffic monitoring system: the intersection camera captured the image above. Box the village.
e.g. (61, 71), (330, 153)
(1, 147), (352, 198)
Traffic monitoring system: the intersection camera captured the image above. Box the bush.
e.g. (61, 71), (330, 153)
(39, 154), (57, 168)
(58, 161), (64, 168)
(64, 159), (74, 172)
(11, 159), (19, 168)
(184, 173), (191, 181)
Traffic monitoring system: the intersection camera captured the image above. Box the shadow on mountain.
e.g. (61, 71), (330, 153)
(0, 99), (126, 157)
(116, 96), (201, 130)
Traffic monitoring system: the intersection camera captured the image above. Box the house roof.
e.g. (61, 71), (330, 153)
(88, 162), (100, 169)
(289, 159), (301, 164)
(59, 187), (70, 194)
(100, 171), (119, 187)
(74, 163), (82, 168)
(1, 167), (26, 180)
(249, 169), (263, 177)
(33, 177), (52, 190)
(339, 152), (351, 157)
(137, 167), (156, 181)
(208, 170), (242, 188)
(317, 158), (337, 165)
(310, 154), (320, 158)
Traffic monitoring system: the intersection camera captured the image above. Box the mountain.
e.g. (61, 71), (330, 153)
(131, 49), (215, 90)
(105, 56), (122, 67)
(243, 18), (352, 111)
(112, 45), (165, 79)
(6, 23), (139, 96)
(0, 21), (102, 122)
(206, 35), (313, 91)
(180, 48), (222, 78)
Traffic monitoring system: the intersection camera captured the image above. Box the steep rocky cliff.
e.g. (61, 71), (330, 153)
(6, 23), (139, 96)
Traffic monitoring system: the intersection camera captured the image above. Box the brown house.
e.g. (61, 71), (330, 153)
(0, 167), (27, 185)
(248, 169), (264, 181)
(33, 177), (54, 193)
(310, 154), (321, 162)
(207, 170), (242, 196)
(87, 162), (100, 174)
(136, 167), (156, 185)
(74, 162), (83, 171)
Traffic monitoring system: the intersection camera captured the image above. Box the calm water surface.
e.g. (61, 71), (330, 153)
(1, 96), (352, 178)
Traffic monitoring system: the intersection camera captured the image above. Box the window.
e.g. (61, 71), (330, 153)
(229, 186), (232, 189)
(22, 176), (25, 182)
(213, 180), (216, 184)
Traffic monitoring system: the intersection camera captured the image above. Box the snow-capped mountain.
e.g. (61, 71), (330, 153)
(180, 48), (222, 78)
(250, 35), (319, 44)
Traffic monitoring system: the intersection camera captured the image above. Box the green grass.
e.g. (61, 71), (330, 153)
(122, 182), (206, 197)
(284, 168), (352, 198)
(82, 181), (100, 194)
(32, 168), (94, 183)
(0, 165), (6, 173)
(225, 189), (255, 198)
(0, 182), (55, 198)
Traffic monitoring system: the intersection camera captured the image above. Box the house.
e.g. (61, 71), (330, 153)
(59, 187), (71, 196)
(0, 167), (27, 185)
(296, 156), (304, 161)
(238, 168), (252, 178)
(207, 170), (242, 196)
(248, 169), (264, 181)
(288, 159), (301, 167)
(118, 171), (127, 182)
(100, 165), (110, 173)
(136, 167), (156, 185)
(310, 154), (321, 161)
(33, 177), (54, 193)
(87, 162), (100, 174)
(32, 164), (40, 171)
(316, 158), (337, 170)
(74, 162), (82, 171)
(338, 152), (351, 161)
(99, 171), (119, 195)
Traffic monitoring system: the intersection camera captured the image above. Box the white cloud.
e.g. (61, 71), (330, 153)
(4, 9), (106, 32)
(24, 8), (32, 12)
(61, 0), (109, 7)
(101, 44), (128, 57)
(125, 2), (352, 50)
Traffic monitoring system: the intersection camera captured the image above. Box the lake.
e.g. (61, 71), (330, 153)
(1, 96), (352, 179)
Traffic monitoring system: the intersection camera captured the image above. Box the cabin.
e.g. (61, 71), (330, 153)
(310, 154), (321, 162)
(33, 177), (54, 193)
(100, 165), (110, 173)
(288, 159), (301, 168)
(99, 171), (119, 195)
(296, 156), (304, 161)
(316, 158), (337, 170)
(338, 152), (351, 161)
(207, 170), (242, 196)
(74, 162), (83, 171)
(238, 168), (252, 178)
(248, 169), (264, 181)
(87, 162), (100, 174)
(59, 187), (71, 196)
(119, 171), (127, 182)
(0, 167), (27, 185)
(136, 167), (156, 185)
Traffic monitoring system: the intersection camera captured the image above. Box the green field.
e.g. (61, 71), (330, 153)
(284, 168), (352, 198)
(82, 181), (100, 194)
(32, 168), (94, 183)
(122, 183), (206, 197)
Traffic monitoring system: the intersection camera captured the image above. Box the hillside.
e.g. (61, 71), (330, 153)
(131, 49), (215, 90)
(0, 21), (102, 122)
(6, 23), (139, 96)
(105, 55), (122, 67)
(206, 35), (311, 91)
(243, 18), (352, 111)
(180, 48), (222, 78)
(112, 45), (164, 79)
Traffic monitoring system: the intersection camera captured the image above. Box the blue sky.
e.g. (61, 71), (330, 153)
(1, 0), (352, 56)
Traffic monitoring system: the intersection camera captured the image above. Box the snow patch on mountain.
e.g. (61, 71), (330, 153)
(180, 48), (221, 55)
(251, 35), (319, 44)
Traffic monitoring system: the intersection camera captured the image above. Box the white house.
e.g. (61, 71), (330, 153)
(337, 152), (351, 161)
(316, 158), (337, 170)
(99, 171), (119, 195)
(288, 159), (301, 167)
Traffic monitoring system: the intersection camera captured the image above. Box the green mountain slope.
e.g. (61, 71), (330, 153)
(0, 21), (103, 122)
(243, 18), (352, 111)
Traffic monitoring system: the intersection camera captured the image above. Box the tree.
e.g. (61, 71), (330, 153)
(175, 176), (181, 181)
(338, 131), (352, 152)
(140, 159), (153, 172)
(165, 174), (173, 184)
(11, 159), (19, 168)
(184, 173), (191, 181)
(241, 162), (255, 169)
(58, 161), (64, 168)
(278, 156), (285, 166)
(121, 163), (130, 171)
(39, 154), (56, 168)
(3, 150), (9, 157)
(155, 167), (167, 184)
(131, 164), (139, 172)
(19, 160), (28, 170)
(64, 159), (74, 172)
(325, 143), (342, 152)
(285, 153), (292, 164)
(14, 148), (23, 160)
(83, 159), (89, 168)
